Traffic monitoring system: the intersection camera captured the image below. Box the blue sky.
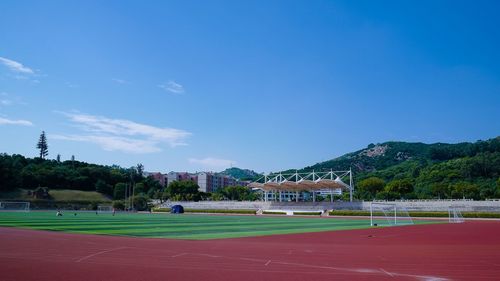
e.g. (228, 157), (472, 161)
(1, 0), (499, 173)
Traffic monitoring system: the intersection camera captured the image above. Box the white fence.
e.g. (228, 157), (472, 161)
(158, 200), (500, 212)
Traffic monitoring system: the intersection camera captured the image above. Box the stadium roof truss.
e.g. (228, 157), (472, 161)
(249, 169), (354, 202)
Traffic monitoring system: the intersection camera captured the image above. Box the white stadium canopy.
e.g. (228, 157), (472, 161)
(249, 170), (354, 202)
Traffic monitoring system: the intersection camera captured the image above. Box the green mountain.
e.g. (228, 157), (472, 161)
(219, 167), (261, 181)
(1, 137), (498, 201)
(290, 137), (500, 200)
(297, 139), (496, 173)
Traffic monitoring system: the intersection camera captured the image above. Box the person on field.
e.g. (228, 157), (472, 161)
(56, 210), (62, 216)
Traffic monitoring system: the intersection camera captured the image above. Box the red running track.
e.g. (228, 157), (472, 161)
(1, 221), (500, 281)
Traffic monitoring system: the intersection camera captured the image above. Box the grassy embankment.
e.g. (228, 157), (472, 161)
(0, 188), (111, 209)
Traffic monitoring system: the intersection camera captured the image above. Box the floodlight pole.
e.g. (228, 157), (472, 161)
(394, 205), (397, 225)
(370, 203), (373, 226)
(349, 168), (353, 202)
(123, 183), (128, 211)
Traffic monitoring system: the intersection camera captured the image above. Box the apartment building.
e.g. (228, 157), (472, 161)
(197, 172), (249, 193)
(147, 171), (248, 193)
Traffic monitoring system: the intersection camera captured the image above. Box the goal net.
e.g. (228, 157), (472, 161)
(0, 201), (30, 212)
(97, 205), (113, 213)
(370, 202), (413, 226)
(448, 206), (465, 223)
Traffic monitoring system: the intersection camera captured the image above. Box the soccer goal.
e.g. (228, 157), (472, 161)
(97, 205), (113, 213)
(370, 202), (414, 226)
(0, 201), (30, 212)
(448, 206), (465, 223)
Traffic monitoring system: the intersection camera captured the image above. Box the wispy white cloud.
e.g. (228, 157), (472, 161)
(112, 78), (129, 84)
(65, 82), (79, 88)
(0, 99), (12, 106)
(0, 92), (27, 106)
(0, 57), (34, 74)
(60, 112), (191, 146)
(0, 92), (12, 106)
(188, 157), (234, 169)
(54, 111), (192, 153)
(0, 92), (26, 106)
(51, 134), (161, 154)
(0, 117), (33, 126)
(158, 80), (185, 94)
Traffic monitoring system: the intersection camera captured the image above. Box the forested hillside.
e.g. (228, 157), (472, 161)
(0, 155), (163, 201)
(219, 167), (260, 181)
(1, 137), (499, 202)
(295, 137), (500, 200)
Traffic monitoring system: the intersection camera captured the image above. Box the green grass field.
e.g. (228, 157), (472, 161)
(0, 211), (437, 240)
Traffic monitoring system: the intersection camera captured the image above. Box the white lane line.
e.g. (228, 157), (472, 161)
(239, 257), (268, 263)
(380, 268), (395, 277)
(75, 246), (128, 263)
(265, 260), (271, 266)
(196, 253), (221, 258)
(171, 253), (188, 258)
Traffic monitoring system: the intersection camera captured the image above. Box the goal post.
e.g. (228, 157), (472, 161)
(448, 206), (465, 223)
(0, 201), (30, 212)
(370, 202), (413, 226)
(97, 205), (113, 213)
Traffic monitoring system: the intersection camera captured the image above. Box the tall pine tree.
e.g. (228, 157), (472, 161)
(37, 131), (48, 159)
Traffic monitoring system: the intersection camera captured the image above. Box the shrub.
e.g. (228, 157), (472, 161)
(33, 187), (50, 199)
(112, 200), (125, 210)
(184, 209), (256, 214)
(152, 207), (170, 212)
(88, 202), (99, 210)
(151, 208), (257, 214)
(327, 210), (500, 218)
(329, 210), (370, 216)
(133, 195), (149, 211)
(293, 212), (322, 215)
(262, 211), (286, 215)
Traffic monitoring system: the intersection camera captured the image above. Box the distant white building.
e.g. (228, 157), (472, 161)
(145, 171), (249, 193)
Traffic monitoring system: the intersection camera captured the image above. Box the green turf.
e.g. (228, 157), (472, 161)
(0, 211), (438, 240)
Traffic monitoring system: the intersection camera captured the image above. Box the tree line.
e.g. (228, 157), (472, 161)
(0, 153), (257, 205)
(355, 151), (500, 200)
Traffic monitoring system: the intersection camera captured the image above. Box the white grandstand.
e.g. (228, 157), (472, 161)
(249, 169), (354, 202)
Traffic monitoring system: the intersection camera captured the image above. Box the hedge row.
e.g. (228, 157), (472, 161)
(461, 212), (500, 218)
(262, 211), (286, 215)
(151, 207), (171, 213)
(294, 212), (323, 215)
(184, 209), (257, 214)
(151, 207), (258, 214)
(328, 210), (370, 216)
(150, 208), (500, 218)
(328, 210), (500, 218)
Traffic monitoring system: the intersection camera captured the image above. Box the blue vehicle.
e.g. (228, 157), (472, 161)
(170, 205), (184, 214)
